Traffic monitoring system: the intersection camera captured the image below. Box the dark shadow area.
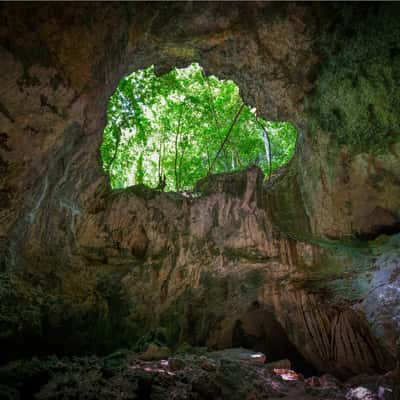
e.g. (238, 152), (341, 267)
(358, 222), (400, 241)
(232, 307), (317, 377)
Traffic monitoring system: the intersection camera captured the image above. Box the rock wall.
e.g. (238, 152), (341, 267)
(0, 2), (399, 376)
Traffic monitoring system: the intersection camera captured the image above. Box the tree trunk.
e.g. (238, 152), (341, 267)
(174, 105), (185, 191)
(108, 128), (122, 173)
(209, 102), (245, 174)
(256, 118), (272, 181)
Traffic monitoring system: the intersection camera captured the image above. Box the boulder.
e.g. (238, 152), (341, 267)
(139, 343), (171, 361)
(168, 357), (186, 371)
(345, 387), (378, 400)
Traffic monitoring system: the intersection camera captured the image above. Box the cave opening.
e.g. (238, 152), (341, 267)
(1, 2), (400, 398)
(232, 307), (318, 378)
(101, 63), (298, 192)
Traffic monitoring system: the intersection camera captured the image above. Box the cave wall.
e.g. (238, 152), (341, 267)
(0, 2), (399, 375)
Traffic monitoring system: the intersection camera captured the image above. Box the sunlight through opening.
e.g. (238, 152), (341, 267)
(101, 63), (298, 191)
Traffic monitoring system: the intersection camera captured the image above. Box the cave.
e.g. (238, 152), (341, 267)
(232, 305), (317, 377)
(0, 2), (399, 399)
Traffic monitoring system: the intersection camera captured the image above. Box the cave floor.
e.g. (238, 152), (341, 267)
(1, 348), (398, 400)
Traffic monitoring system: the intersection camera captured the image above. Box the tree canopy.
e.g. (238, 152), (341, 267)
(101, 63), (297, 191)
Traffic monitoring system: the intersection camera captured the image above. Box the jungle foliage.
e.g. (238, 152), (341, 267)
(101, 63), (297, 191)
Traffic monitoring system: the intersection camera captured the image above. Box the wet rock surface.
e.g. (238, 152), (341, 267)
(0, 349), (398, 400)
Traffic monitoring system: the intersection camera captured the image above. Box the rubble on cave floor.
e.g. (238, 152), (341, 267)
(0, 348), (398, 400)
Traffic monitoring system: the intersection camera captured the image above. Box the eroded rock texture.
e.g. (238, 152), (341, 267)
(1, 349), (399, 400)
(0, 1), (399, 380)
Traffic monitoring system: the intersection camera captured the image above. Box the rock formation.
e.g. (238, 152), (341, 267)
(0, 2), (399, 392)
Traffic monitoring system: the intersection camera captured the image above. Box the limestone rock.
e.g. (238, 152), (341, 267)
(139, 343), (171, 361)
(0, 2), (399, 377)
(168, 357), (186, 371)
(198, 356), (218, 371)
(208, 348), (266, 364)
(346, 387), (378, 400)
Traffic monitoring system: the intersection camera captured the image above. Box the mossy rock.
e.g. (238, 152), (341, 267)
(368, 233), (400, 256)
(195, 166), (263, 198)
(0, 356), (62, 397)
(134, 327), (168, 352)
(175, 342), (208, 356)
(310, 5), (400, 154)
(139, 343), (171, 361)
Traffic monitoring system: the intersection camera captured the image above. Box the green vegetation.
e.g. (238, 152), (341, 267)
(101, 63), (297, 191)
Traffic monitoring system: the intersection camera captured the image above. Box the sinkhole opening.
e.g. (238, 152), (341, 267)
(101, 63), (298, 192)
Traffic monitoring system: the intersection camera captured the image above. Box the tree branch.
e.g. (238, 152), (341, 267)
(209, 102), (245, 174)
